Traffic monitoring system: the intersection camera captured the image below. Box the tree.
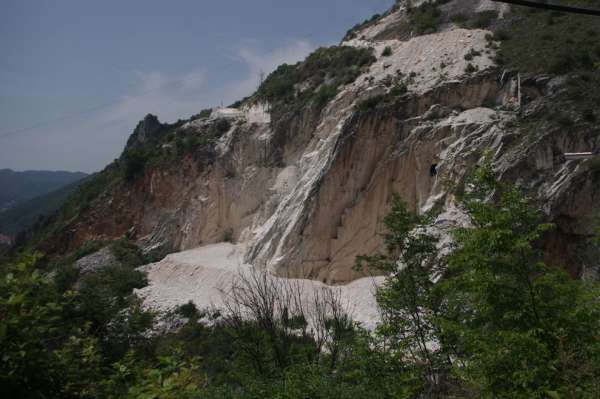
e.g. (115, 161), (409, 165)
(357, 195), (451, 396)
(0, 253), (104, 398)
(436, 163), (600, 398)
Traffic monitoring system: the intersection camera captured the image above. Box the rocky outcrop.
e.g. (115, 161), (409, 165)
(125, 114), (164, 150)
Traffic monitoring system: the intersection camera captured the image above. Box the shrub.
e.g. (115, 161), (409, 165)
(389, 81), (408, 96)
(313, 85), (338, 109)
(214, 118), (231, 134)
(110, 239), (145, 268)
(177, 301), (199, 319)
(471, 10), (498, 29)
(382, 46), (393, 57)
(465, 63), (478, 73)
(190, 108), (212, 121)
(122, 149), (150, 181)
(464, 48), (482, 61)
(408, 1), (442, 34)
(357, 95), (385, 112)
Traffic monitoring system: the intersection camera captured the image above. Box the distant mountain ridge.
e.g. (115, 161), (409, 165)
(0, 169), (88, 237)
(0, 169), (87, 211)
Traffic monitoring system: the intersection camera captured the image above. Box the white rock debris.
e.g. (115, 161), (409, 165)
(136, 243), (385, 330)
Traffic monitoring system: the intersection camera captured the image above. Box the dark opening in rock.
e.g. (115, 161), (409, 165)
(430, 163), (438, 177)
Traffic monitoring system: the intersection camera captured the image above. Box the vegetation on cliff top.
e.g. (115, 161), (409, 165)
(488, 0), (600, 142)
(255, 45), (376, 115)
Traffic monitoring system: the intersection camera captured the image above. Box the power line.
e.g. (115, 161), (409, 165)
(491, 0), (600, 16)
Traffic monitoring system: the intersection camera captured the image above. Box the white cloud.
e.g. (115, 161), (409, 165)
(106, 67), (209, 123)
(0, 39), (316, 172)
(180, 69), (208, 91)
(223, 39), (315, 101)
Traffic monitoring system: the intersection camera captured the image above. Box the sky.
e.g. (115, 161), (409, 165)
(0, 0), (395, 173)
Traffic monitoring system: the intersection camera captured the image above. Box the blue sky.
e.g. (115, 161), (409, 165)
(0, 0), (394, 173)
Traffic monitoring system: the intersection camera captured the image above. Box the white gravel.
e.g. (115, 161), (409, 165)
(136, 243), (385, 330)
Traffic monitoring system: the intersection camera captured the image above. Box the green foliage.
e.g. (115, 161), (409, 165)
(463, 48), (481, 61)
(356, 195), (448, 395)
(256, 46), (376, 112)
(452, 10), (498, 29)
(437, 163), (600, 397)
(109, 238), (146, 268)
(122, 148), (150, 181)
(190, 108), (212, 121)
(464, 63), (478, 74)
(0, 253), (105, 398)
(493, 0), (600, 107)
(357, 94), (386, 112)
(407, 0), (444, 34)
(104, 351), (203, 399)
(313, 84), (339, 108)
(381, 46), (393, 57)
(390, 77), (409, 96)
(177, 300), (199, 319)
(358, 162), (600, 397)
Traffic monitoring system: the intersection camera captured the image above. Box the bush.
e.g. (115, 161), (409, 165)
(110, 239), (145, 268)
(389, 81), (408, 96)
(177, 301), (199, 319)
(465, 63), (478, 73)
(122, 149), (150, 181)
(408, 1), (442, 34)
(495, 2), (600, 78)
(313, 85), (338, 108)
(191, 108), (212, 121)
(214, 118), (231, 134)
(256, 46), (376, 110)
(357, 95), (385, 112)
(382, 46), (393, 57)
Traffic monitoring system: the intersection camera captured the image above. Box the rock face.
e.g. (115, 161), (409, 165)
(75, 247), (117, 277)
(125, 114), (164, 150)
(46, 0), (600, 288)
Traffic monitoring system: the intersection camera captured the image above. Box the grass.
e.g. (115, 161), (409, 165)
(452, 10), (499, 30)
(490, 0), (600, 135)
(494, 1), (600, 78)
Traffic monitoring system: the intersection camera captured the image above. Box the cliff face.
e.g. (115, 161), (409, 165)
(44, 0), (600, 285)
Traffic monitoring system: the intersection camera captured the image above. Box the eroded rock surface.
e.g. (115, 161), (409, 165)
(44, 0), (600, 318)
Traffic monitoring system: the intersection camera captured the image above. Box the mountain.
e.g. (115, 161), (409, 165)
(0, 176), (90, 237)
(37, 0), (600, 295)
(0, 169), (87, 212)
(8, 1), (600, 396)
